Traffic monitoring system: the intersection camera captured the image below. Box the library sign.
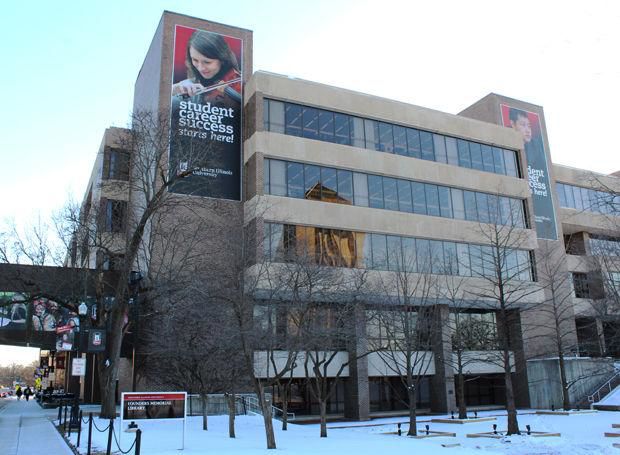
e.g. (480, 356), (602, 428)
(121, 392), (186, 420)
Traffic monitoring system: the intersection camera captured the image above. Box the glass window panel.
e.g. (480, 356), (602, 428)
(285, 103), (302, 137)
(499, 196), (511, 225)
(368, 175), (384, 209)
(378, 122), (394, 153)
(443, 242), (458, 275)
(318, 110), (335, 142)
(263, 222), (271, 259)
(556, 183), (567, 207)
(302, 107), (319, 139)
(268, 100), (285, 133)
(353, 172), (369, 207)
(364, 119), (380, 151)
(412, 182), (427, 214)
(337, 170), (353, 204)
(469, 143), (484, 171)
(320, 167), (338, 202)
(430, 240), (444, 274)
(334, 113), (351, 145)
(407, 128), (421, 158)
(416, 239), (431, 273)
(481, 246), (495, 277)
(565, 184), (576, 208)
(402, 238), (417, 272)
(492, 147), (505, 175)
(573, 186), (584, 210)
(270, 160), (287, 196)
(446, 137), (459, 166)
(476, 192), (490, 223)
(263, 158), (270, 194)
(304, 165), (321, 200)
(517, 251), (532, 281)
(397, 180), (413, 213)
(263, 98), (269, 131)
(451, 188), (465, 220)
(488, 194), (500, 224)
(505, 250), (519, 280)
(287, 162), (304, 198)
(433, 134), (447, 164)
(456, 243), (471, 276)
(357, 232), (372, 268)
(420, 131), (435, 161)
(393, 125), (407, 156)
(425, 184), (440, 216)
(464, 190), (478, 221)
(458, 139), (471, 168)
(383, 177), (399, 211)
(270, 223), (284, 261)
(387, 236), (403, 271)
(481, 145), (495, 173)
(371, 234), (388, 270)
(510, 199), (525, 228)
(438, 186), (452, 218)
(351, 117), (365, 148)
(503, 149), (518, 177)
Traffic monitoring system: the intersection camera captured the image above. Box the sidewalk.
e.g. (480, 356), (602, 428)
(0, 398), (73, 455)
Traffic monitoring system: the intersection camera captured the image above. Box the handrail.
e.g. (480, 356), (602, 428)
(588, 371), (620, 403)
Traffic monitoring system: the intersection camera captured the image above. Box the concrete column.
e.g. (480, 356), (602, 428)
(430, 304), (456, 413)
(344, 305), (370, 420)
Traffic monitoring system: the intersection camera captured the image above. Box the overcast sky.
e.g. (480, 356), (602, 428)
(1, 0), (619, 363)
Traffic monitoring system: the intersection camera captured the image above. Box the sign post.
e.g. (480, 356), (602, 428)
(121, 392), (187, 450)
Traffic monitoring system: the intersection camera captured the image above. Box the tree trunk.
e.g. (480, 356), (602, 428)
(407, 388), (417, 436)
(227, 393), (236, 438)
(319, 400), (328, 438)
(281, 385), (288, 431)
(558, 352), (570, 410)
(504, 369), (520, 435)
(457, 372), (467, 419)
(201, 393), (208, 430)
(257, 383), (276, 449)
(98, 310), (125, 419)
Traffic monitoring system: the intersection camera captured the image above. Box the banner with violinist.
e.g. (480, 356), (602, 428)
(169, 25), (243, 200)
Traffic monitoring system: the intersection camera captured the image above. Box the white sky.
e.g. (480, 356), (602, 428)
(1, 0), (619, 362)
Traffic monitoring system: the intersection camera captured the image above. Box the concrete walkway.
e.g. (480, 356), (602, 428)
(0, 398), (73, 455)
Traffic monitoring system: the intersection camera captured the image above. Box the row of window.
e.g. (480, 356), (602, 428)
(263, 99), (521, 178)
(556, 182), (619, 215)
(590, 235), (620, 256)
(264, 222), (534, 281)
(264, 158), (527, 227)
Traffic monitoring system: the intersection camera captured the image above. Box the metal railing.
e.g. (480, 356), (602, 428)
(587, 371), (620, 403)
(240, 395), (295, 421)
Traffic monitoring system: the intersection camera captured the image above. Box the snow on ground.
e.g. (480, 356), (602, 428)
(66, 409), (620, 454)
(598, 385), (620, 405)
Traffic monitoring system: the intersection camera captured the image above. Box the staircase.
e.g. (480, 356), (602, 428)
(575, 371), (620, 410)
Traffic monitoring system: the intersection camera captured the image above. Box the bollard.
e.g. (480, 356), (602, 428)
(135, 429), (142, 455)
(87, 413), (93, 455)
(493, 424), (497, 435)
(64, 406), (68, 432)
(425, 424), (430, 435)
(106, 419), (114, 455)
(58, 405), (62, 423)
(526, 424), (531, 435)
(450, 411), (454, 419)
(474, 410), (478, 419)
(551, 404), (555, 411)
(397, 423), (401, 436)
(68, 406), (73, 437)
(77, 410), (83, 447)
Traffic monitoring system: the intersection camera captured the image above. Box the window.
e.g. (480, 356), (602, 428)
(103, 148), (130, 181)
(407, 128), (421, 158)
(96, 252), (125, 271)
(393, 125), (407, 156)
(397, 180), (413, 213)
(318, 110), (335, 142)
(304, 164), (321, 200)
(270, 160), (286, 196)
(371, 233), (388, 270)
(572, 272), (591, 298)
(337, 170), (353, 204)
(353, 173), (369, 207)
(368, 175), (384, 209)
(420, 131), (434, 161)
(101, 199), (127, 233)
(383, 178), (399, 211)
(285, 103), (302, 136)
(287, 162), (304, 198)
(302, 107), (319, 140)
(433, 134), (447, 163)
(425, 184), (440, 216)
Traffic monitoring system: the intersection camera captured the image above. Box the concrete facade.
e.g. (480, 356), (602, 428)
(67, 11), (620, 415)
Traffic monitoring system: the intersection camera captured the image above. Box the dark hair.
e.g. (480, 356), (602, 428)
(509, 107), (528, 123)
(185, 31), (239, 85)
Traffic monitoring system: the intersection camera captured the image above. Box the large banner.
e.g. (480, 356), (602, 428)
(169, 25), (243, 200)
(500, 105), (558, 240)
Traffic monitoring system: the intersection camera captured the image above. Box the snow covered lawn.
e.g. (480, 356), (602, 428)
(66, 409), (620, 454)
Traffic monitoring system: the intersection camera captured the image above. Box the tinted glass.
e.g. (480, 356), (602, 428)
(407, 128), (421, 158)
(438, 186), (452, 218)
(321, 167), (338, 202)
(383, 177), (399, 211)
(425, 184), (440, 216)
(452, 188), (465, 220)
(433, 134), (447, 163)
(364, 119), (380, 151)
(457, 139), (471, 168)
(270, 160), (287, 196)
(393, 125), (407, 156)
(285, 104), (302, 136)
(368, 175), (384, 209)
(351, 117), (365, 148)
(263, 158), (270, 194)
(387, 236), (402, 271)
(287, 162), (304, 198)
(304, 165), (321, 200)
(446, 137), (459, 166)
(302, 107), (319, 139)
(268, 100), (285, 133)
(469, 143), (484, 171)
(337, 170), (353, 204)
(397, 180), (413, 213)
(464, 191), (478, 221)
(420, 131), (434, 161)
(481, 145), (495, 173)
(378, 122), (394, 153)
(412, 182), (426, 214)
(334, 113), (351, 145)
(318, 110), (335, 142)
(353, 172), (369, 207)
(371, 233), (388, 270)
